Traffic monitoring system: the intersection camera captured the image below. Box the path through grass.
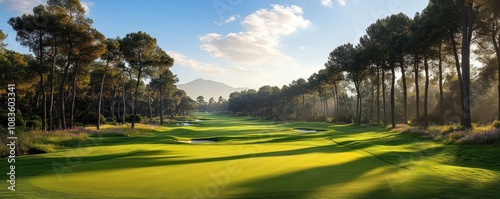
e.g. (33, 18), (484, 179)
(1, 114), (499, 198)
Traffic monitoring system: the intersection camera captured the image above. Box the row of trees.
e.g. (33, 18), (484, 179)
(196, 95), (229, 112)
(0, 0), (197, 131)
(229, 0), (500, 129)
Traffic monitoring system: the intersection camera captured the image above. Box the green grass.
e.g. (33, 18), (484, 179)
(1, 113), (499, 198)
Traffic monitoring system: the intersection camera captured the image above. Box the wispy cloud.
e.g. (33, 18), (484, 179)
(320, 0), (333, 7)
(81, 1), (93, 14)
(0, 0), (44, 14)
(200, 4), (311, 64)
(167, 51), (227, 75)
(338, 0), (347, 6)
(215, 15), (239, 25)
(0, 0), (93, 15)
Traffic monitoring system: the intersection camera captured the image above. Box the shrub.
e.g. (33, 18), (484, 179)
(106, 117), (117, 125)
(394, 123), (500, 145)
(26, 119), (42, 130)
(126, 114), (143, 123)
(76, 111), (105, 125)
(491, 119), (500, 128)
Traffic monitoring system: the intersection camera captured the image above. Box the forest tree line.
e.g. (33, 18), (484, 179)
(0, 0), (197, 131)
(228, 0), (500, 129)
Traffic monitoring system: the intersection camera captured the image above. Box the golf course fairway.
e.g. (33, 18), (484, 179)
(1, 114), (500, 198)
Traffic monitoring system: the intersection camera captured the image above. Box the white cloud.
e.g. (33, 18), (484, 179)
(0, 0), (93, 15)
(216, 15), (239, 25)
(81, 1), (93, 14)
(338, 0), (347, 6)
(200, 4), (311, 64)
(167, 51), (227, 75)
(299, 46), (307, 50)
(321, 0), (333, 7)
(0, 0), (44, 14)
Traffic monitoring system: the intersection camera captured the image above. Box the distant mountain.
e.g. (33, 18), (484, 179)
(177, 78), (247, 100)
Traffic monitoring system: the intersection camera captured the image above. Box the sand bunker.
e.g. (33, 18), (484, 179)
(293, 128), (325, 133)
(178, 139), (216, 144)
(176, 122), (199, 126)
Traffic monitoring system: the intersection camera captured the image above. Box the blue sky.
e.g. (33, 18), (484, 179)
(0, 0), (428, 89)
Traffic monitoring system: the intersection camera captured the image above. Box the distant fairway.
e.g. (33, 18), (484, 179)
(2, 114), (500, 198)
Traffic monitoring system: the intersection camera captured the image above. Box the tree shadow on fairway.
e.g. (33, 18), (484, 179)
(4, 150), (173, 177)
(355, 173), (500, 199)
(229, 155), (399, 199)
(28, 144), (361, 178)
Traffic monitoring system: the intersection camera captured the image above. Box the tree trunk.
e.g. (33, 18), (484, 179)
(39, 34), (46, 132)
(59, 41), (72, 129)
(390, 65), (396, 128)
(438, 41), (444, 124)
(371, 75), (375, 122)
(122, 68), (126, 124)
(70, 63), (79, 128)
(414, 56), (420, 126)
(382, 70), (387, 126)
(459, 0), (473, 129)
(334, 83), (339, 118)
(132, 65), (143, 129)
(376, 67), (380, 124)
(49, 42), (57, 131)
(147, 86), (153, 124)
(110, 88), (116, 119)
(424, 54), (430, 128)
(450, 33), (464, 125)
(97, 60), (110, 130)
(400, 60), (407, 123)
(358, 89), (362, 125)
(160, 86), (164, 125)
(490, 26), (500, 120)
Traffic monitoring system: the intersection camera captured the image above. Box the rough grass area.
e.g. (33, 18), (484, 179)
(393, 122), (500, 145)
(0, 123), (158, 158)
(1, 114), (499, 198)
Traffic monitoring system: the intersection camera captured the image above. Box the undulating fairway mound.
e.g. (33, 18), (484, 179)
(1, 114), (500, 198)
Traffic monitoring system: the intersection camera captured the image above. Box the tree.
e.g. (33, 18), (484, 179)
(9, 5), (51, 131)
(150, 70), (178, 124)
(0, 30), (6, 52)
(477, 0), (500, 119)
(120, 31), (163, 129)
(69, 28), (105, 127)
(458, 0), (475, 128)
(97, 38), (120, 129)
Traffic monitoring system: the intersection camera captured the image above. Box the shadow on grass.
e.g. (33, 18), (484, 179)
(230, 155), (398, 199)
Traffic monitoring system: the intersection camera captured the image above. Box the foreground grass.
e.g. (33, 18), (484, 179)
(1, 114), (499, 198)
